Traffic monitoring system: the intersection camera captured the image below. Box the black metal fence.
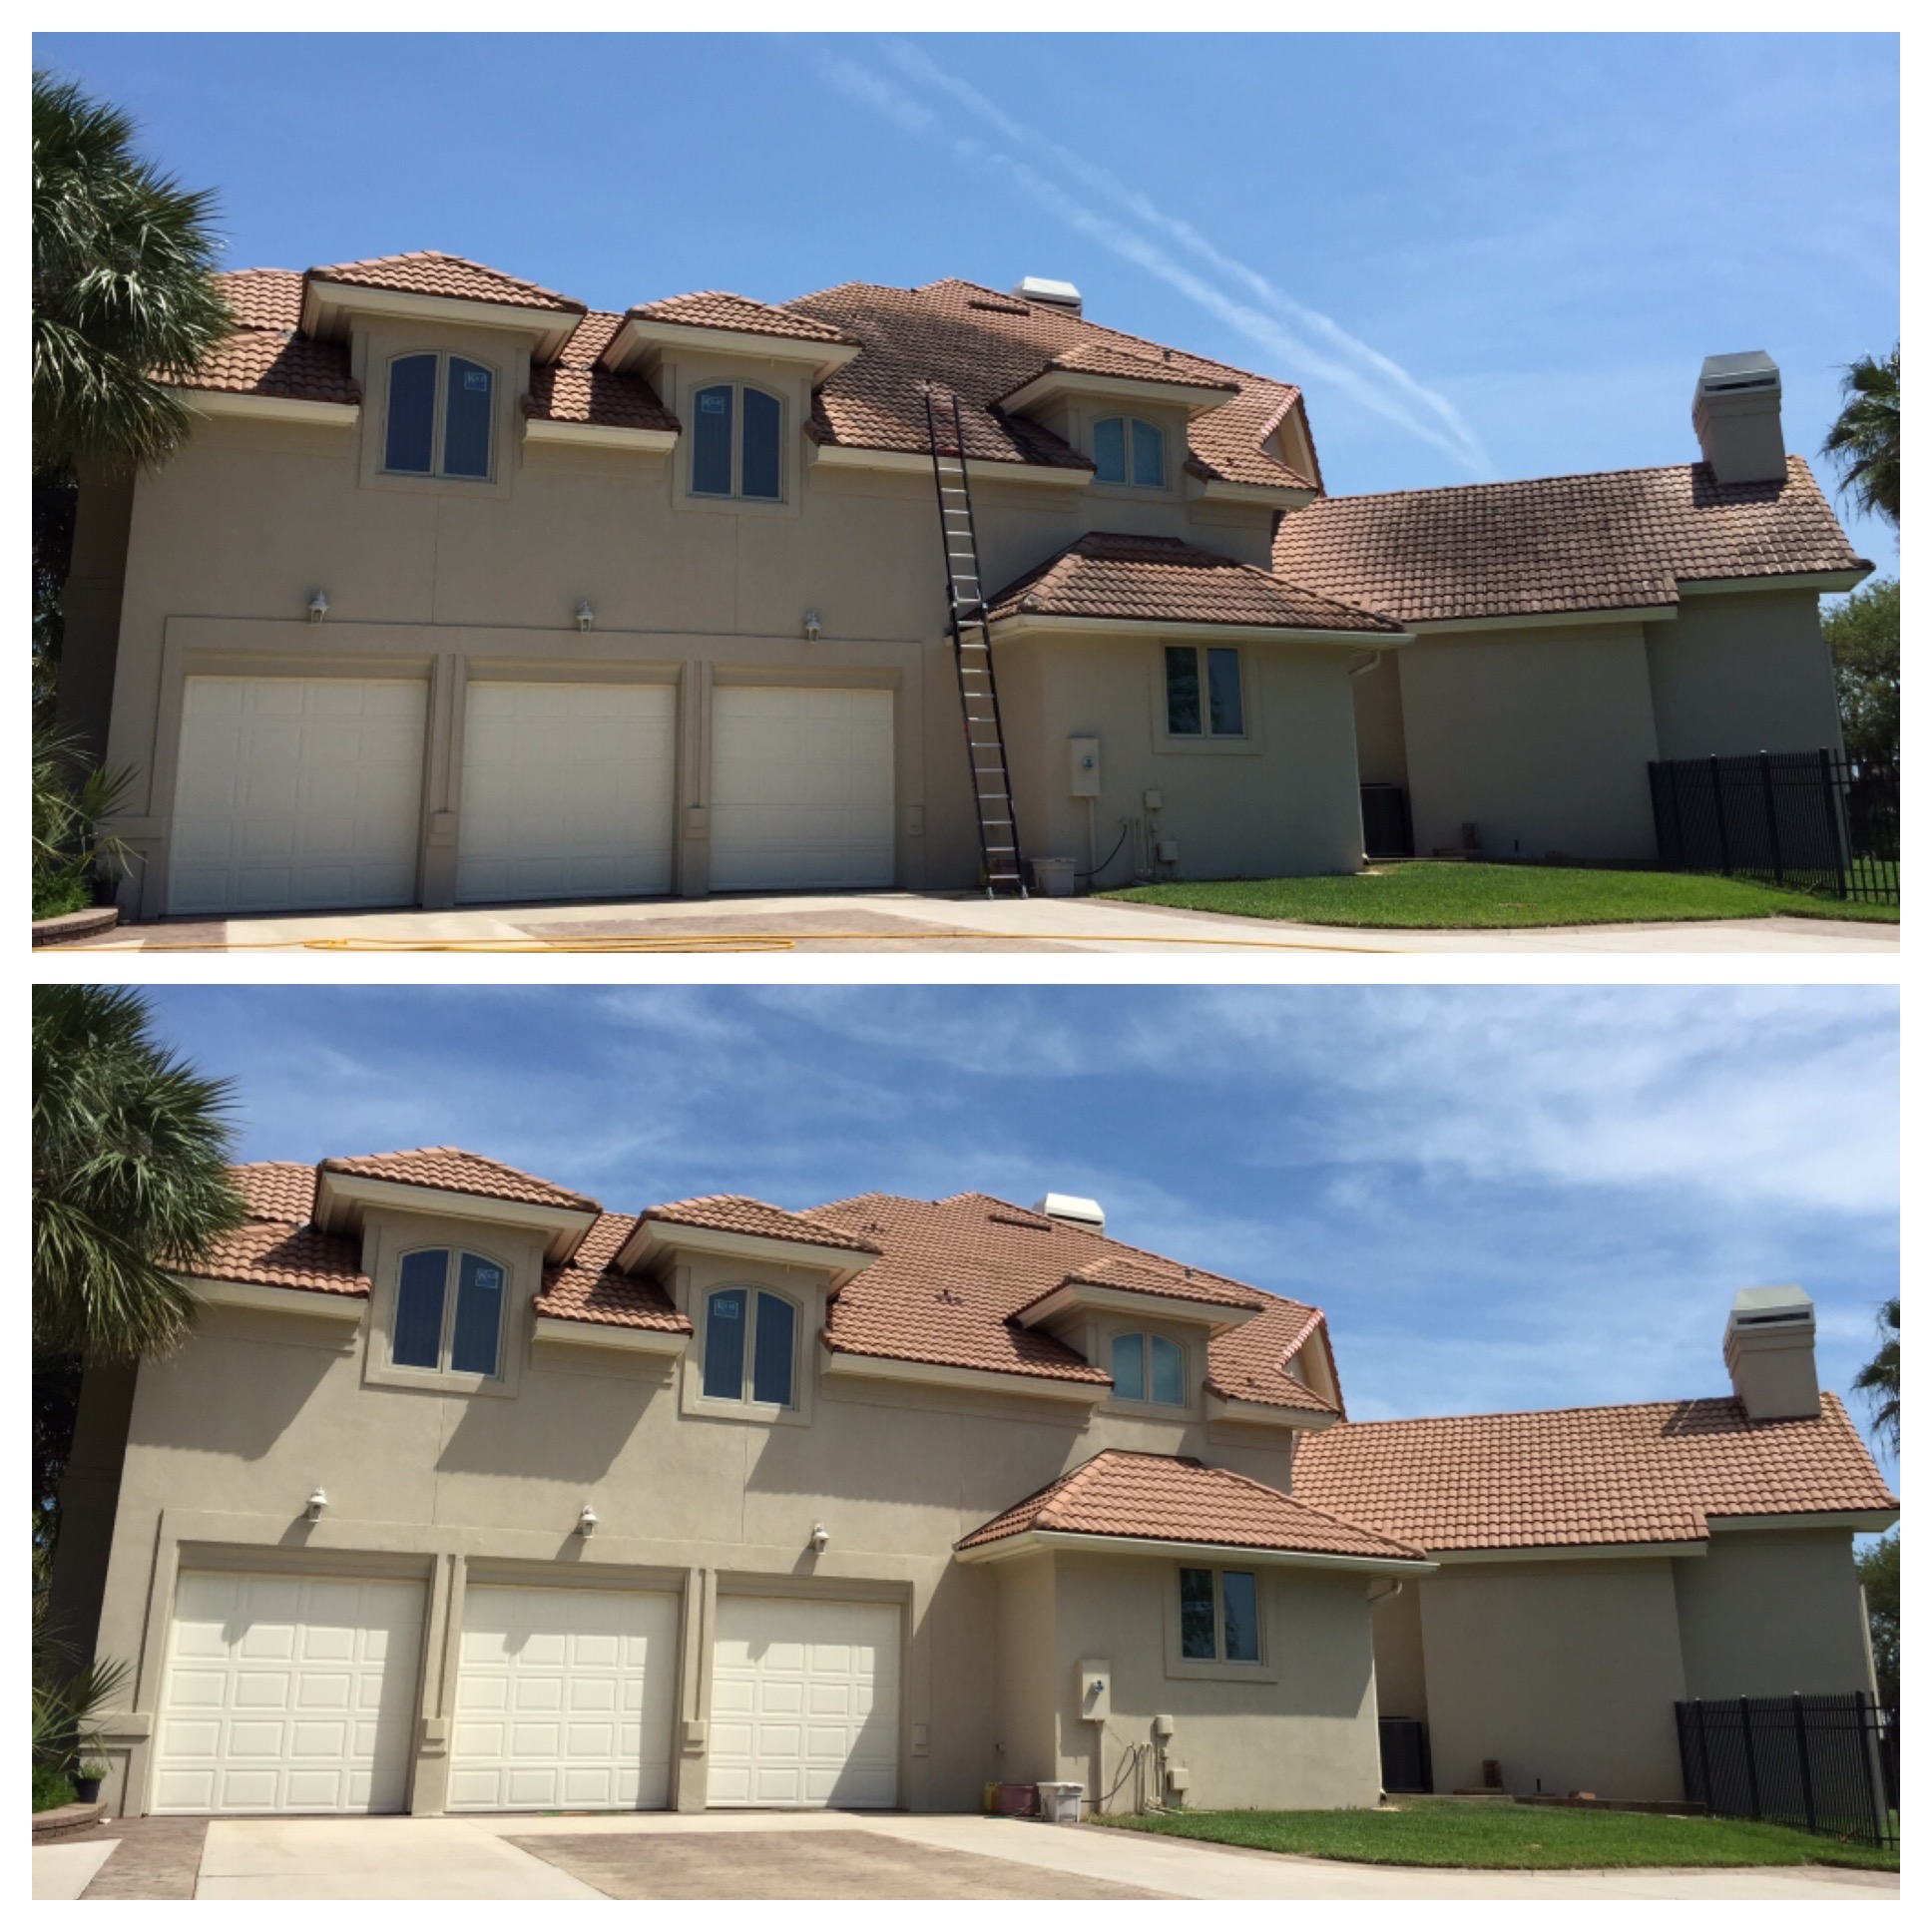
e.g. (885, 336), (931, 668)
(1676, 1693), (1897, 1847)
(1649, 751), (1899, 905)
(1360, 783), (1415, 860)
(1378, 1715), (1431, 1794)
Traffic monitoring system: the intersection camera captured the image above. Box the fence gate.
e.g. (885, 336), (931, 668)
(1676, 1693), (1897, 1847)
(1648, 750), (1898, 905)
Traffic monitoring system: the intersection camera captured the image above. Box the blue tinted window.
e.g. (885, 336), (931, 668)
(752, 1292), (795, 1405)
(1132, 418), (1165, 487)
(1207, 649), (1244, 735)
(1150, 1334), (1185, 1405)
(1180, 1568), (1216, 1660)
(1093, 416), (1127, 484)
(385, 355), (437, 474)
(693, 385), (733, 495)
(1112, 1332), (1146, 1402)
(740, 388), (781, 500)
(704, 1287), (746, 1398)
(392, 1249), (448, 1367)
(1221, 1571), (1260, 1662)
(442, 357), (493, 479)
(450, 1252), (503, 1376)
(1165, 646), (1202, 735)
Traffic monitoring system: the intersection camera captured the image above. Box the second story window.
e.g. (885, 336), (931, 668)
(1113, 1331), (1187, 1406)
(702, 1286), (797, 1406)
(1094, 415), (1166, 488)
(692, 383), (782, 501)
(1166, 645), (1245, 738)
(384, 352), (495, 480)
(391, 1248), (507, 1377)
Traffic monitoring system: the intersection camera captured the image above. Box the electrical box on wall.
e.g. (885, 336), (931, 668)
(1079, 1658), (1111, 1723)
(1068, 736), (1101, 797)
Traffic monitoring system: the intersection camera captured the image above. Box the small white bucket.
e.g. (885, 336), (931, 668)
(1030, 857), (1078, 897)
(1036, 1779), (1085, 1824)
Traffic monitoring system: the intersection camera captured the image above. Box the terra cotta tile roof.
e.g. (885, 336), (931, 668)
(232, 1161), (320, 1222)
(525, 309), (680, 433)
(179, 1163), (363, 1296)
(1271, 457), (1870, 624)
(307, 250), (585, 313)
(1003, 338), (1240, 396)
(985, 533), (1401, 634)
(319, 1148), (601, 1213)
(624, 291), (857, 344)
(957, 1450), (1424, 1560)
(535, 1212), (691, 1333)
(1290, 1393), (1898, 1552)
(217, 268), (305, 331)
(1017, 1252), (1267, 1315)
(639, 1195), (881, 1253)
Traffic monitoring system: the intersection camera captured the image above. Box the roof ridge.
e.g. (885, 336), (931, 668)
(1297, 457), (1777, 510)
(1312, 1391), (1780, 1431)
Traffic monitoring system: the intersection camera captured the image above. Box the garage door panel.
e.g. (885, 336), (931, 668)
(171, 679), (426, 915)
(457, 684), (676, 904)
(710, 688), (895, 891)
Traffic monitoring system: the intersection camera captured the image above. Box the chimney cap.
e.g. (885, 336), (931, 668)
(1726, 1283), (1814, 1330)
(1697, 349), (1780, 396)
(1034, 1192), (1105, 1231)
(1013, 276), (1083, 314)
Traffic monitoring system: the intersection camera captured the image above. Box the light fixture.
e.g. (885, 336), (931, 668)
(810, 1522), (829, 1554)
(307, 592), (329, 624)
(576, 601), (595, 634)
(305, 1487), (327, 1523)
(578, 1503), (599, 1538)
(803, 610), (822, 644)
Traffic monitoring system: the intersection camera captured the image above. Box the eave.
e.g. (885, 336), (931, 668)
(1015, 1278), (1261, 1334)
(1000, 367), (1238, 419)
(182, 1275), (367, 1320)
(1403, 605), (1680, 636)
(300, 278), (583, 360)
(1427, 1539), (1711, 1565)
(806, 441), (1092, 490)
(312, 1170), (598, 1264)
(989, 614), (1412, 648)
(1204, 1389), (1339, 1432)
(820, 1344), (1108, 1406)
(1187, 475), (1318, 511)
(602, 316), (859, 384)
(615, 1216), (876, 1285)
(173, 387), (360, 428)
(522, 418), (679, 454)
(532, 1314), (690, 1357)
(954, 1528), (1435, 1576)
(1675, 569), (1870, 596)
(1707, 1509), (1898, 1535)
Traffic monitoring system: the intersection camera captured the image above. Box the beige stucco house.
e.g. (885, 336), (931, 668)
(57, 254), (1867, 917)
(52, 1150), (1893, 1823)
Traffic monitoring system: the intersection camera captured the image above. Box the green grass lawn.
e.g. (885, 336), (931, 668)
(1093, 1798), (1899, 1871)
(1101, 862), (1900, 930)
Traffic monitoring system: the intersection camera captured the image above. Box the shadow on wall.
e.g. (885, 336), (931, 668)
(435, 1357), (669, 1486)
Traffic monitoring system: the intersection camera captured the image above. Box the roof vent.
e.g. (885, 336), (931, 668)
(1723, 1284), (1819, 1421)
(1692, 351), (1786, 486)
(1034, 1193), (1104, 1232)
(1013, 276), (1083, 316)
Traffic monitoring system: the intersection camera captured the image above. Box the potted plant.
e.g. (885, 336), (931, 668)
(73, 1762), (108, 1804)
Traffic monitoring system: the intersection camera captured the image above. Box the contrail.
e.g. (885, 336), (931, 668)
(820, 46), (1490, 475)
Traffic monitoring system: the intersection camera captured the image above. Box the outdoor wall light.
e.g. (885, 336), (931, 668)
(578, 1503), (599, 1538)
(803, 610), (822, 643)
(810, 1522), (830, 1554)
(576, 601), (595, 634)
(305, 1488), (327, 1523)
(307, 592), (329, 624)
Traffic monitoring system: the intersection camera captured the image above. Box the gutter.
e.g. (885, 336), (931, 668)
(954, 1528), (1436, 1575)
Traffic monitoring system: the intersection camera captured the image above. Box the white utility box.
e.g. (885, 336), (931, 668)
(1079, 1658), (1111, 1722)
(1068, 736), (1101, 797)
(1031, 856), (1077, 896)
(1037, 1779), (1085, 1825)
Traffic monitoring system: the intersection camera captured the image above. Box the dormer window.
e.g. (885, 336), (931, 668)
(383, 353), (495, 480)
(692, 383), (782, 501)
(391, 1247), (507, 1378)
(1113, 1331), (1187, 1406)
(702, 1286), (797, 1407)
(1094, 416), (1166, 488)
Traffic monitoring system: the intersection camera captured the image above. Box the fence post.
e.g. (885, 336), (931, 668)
(1856, 1690), (1890, 1847)
(1760, 751), (1784, 886)
(1739, 1696), (1761, 1821)
(1792, 1693), (1816, 1835)
(1693, 1698), (1715, 1813)
(1818, 748), (1850, 901)
(1709, 756), (1732, 875)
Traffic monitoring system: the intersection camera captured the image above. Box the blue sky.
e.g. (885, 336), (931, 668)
(33, 31), (1899, 575)
(140, 985), (1898, 1487)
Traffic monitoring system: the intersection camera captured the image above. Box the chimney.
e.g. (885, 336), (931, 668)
(1013, 276), (1083, 317)
(1723, 1285), (1820, 1421)
(1693, 351), (1786, 485)
(1034, 1193), (1105, 1233)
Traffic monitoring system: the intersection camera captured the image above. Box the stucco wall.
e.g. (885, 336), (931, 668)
(1350, 653), (1409, 788)
(1044, 1551), (1384, 1812)
(1673, 1529), (1876, 1699)
(1396, 623), (1662, 864)
(52, 467), (136, 762)
(1369, 1578), (1429, 1720)
(1415, 1559), (1688, 1800)
(77, 1208), (1313, 1820)
(1646, 591), (1845, 763)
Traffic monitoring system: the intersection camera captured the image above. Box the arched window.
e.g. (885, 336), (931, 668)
(1112, 1331), (1186, 1406)
(383, 352), (496, 480)
(390, 1248), (507, 1376)
(692, 383), (783, 501)
(1093, 416), (1166, 488)
(702, 1286), (798, 1406)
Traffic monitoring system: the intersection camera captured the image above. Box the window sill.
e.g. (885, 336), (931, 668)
(363, 1360), (513, 1399)
(1165, 1656), (1278, 1685)
(1153, 732), (1261, 758)
(684, 1392), (808, 1427)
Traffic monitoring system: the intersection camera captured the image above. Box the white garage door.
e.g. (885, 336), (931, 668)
(709, 1597), (899, 1808)
(170, 677), (426, 915)
(449, 1584), (680, 1811)
(457, 682), (677, 903)
(152, 1571), (425, 1815)
(710, 687), (894, 890)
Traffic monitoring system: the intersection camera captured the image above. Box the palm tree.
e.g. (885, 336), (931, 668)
(1821, 347), (1900, 528)
(32, 985), (245, 1361)
(1850, 1295), (1899, 1456)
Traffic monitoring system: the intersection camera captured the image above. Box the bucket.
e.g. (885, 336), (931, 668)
(1035, 1779), (1084, 1824)
(1030, 856), (1078, 897)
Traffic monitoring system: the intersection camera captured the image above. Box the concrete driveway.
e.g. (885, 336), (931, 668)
(35, 1810), (1900, 1900)
(61, 889), (1896, 954)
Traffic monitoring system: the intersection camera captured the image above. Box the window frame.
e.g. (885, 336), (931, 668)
(381, 350), (500, 484)
(1108, 1329), (1190, 1410)
(380, 1242), (513, 1387)
(1091, 413), (1169, 490)
(1161, 643), (1249, 742)
(689, 380), (786, 504)
(693, 1281), (804, 1416)
(1165, 1562), (1276, 1681)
